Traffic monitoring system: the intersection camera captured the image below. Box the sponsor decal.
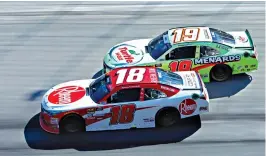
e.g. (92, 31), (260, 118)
(245, 65), (248, 68)
(185, 74), (194, 86)
(110, 44), (144, 64)
(240, 69), (245, 72)
(237, 36), (248, 43)
(199, 106), (208, 111)
(194, 55), (241, 65)
(148, 68), (156, 73)
(250, 64), (256, 68)
(143, 117), (155, 122)
(203, 29), (210, 39)
(87, 108), (96, 112)
(150, 73), (158, 83)
(179, 99), (197, 115)
(161, 85), (175, 92)
(87, 116), (96, 119)
(121, 85), (140, 89)
(93, 113), (106, 117)
(247, 69), (250, 72)
(216, 45), (229, 51)
(48, 86), (85, 104)
(50, 118), (59, 124)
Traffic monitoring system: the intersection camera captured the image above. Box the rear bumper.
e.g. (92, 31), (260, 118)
(39, 112), (59, 134)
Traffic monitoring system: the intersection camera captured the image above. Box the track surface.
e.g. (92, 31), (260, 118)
(0, 2), (265, 156)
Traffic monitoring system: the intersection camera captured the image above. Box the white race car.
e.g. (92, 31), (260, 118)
(40, 66), (209, 134)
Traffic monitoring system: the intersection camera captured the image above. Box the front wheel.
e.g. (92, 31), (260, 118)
(210, 65), (232, 82)
(59, 115), (85, 134)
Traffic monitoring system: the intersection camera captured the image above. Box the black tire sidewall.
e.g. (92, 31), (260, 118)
(211, 65), (232, 82)
(156, 110), (180, 127)
(60, 116), (85, 134)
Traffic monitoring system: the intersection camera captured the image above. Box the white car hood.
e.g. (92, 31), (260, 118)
(105, 38), (156, 68)
(42, 79), (98, 112)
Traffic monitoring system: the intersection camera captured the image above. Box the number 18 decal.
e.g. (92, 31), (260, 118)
(169, 60), (192, 72)
(116, 68), (146, 84)
(110, 104), (136, 125)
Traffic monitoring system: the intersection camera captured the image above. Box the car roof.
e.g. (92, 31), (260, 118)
(107, 66), (159, 87)
(167, 26), (213, 45)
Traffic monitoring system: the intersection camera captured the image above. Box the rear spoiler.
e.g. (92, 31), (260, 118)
(245, 29), (254, 48)
(182, 72), (203, 92)
(235, 29), (255, 50)
(195, 72), (203, 92)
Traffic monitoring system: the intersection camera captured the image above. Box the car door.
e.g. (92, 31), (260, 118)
(140, 87), (169, 126)
(162, 45), (200, 72)
(102, 87), (142, 131)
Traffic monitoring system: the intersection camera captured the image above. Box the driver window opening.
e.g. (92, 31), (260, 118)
(144, 88), (167, 101)
(200, 46), (220, 57)
(165, 46), (196, 60)
(107, 88), (141, 103)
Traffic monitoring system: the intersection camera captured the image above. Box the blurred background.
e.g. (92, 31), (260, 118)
(0, 1), (264, 156)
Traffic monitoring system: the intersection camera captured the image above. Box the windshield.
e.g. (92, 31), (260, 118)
(89, 75), (111, 103)
(147, 31), (172, 59)
(209, 28), (235, 45)
(156, 68), (183, 86)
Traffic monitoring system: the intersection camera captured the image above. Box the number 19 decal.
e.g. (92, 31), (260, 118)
(172, 28), (200, 43)
(169, 60), (192, 72)
(110, 104), (136, 125)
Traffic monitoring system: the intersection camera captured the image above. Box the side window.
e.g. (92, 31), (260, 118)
(200, 46), (220, 57)
(165, 46), (196, 60)
(107, 88), (140, 103)
(144, 88), (167, 101)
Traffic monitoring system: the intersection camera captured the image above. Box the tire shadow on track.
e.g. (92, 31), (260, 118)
(205, 73), (252, 99)
(24, 113), (201, 151)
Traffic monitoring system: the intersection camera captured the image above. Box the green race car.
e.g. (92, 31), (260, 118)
(103, 26), (258, 82)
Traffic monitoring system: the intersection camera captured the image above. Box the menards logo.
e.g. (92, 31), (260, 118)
(115, 47), (139, 63)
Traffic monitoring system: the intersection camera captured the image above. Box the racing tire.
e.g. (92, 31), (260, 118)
(210, 64), (232, 82)
(59, 115), (85, 134)
(155, 108), (181, 128)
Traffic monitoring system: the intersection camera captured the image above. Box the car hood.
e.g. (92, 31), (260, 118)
(104, 39), (156, 68)
(41, 79), (98, 112)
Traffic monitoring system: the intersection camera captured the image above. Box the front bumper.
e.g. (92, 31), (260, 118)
(39, 112), (59, 134)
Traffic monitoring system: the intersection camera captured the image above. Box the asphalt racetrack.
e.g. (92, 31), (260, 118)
(0, 1), (265, 156)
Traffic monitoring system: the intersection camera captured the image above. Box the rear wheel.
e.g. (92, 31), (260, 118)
(155, 108), (180, 127)
(210, 64), (232, 82)
(59, 115), (85, 134)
